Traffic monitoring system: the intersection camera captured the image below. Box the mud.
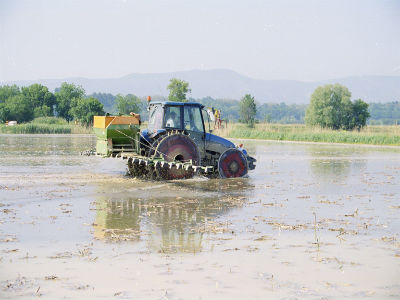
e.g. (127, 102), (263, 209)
(0, 134), (399, 299)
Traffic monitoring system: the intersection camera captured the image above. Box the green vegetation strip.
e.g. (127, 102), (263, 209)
(0, 117), (92, 134)
(217, 124), (400, 146)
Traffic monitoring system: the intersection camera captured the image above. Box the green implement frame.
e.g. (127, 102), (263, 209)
(93, 115), (140, 156)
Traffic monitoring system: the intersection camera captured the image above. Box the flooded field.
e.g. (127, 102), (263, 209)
(0, 134), (399, 299)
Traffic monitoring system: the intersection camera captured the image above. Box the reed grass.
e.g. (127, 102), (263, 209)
(215, 123), (400, 146)
(31, 117), (69, 125)
(0, 117), (92, 134)
(2, 118), (399, 145)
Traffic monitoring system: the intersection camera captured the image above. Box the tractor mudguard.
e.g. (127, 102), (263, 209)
(141, 129), (166, 142)
(205, 133), (235, 154)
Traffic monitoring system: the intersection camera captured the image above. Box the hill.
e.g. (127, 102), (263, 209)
(3, 69), (400, 104)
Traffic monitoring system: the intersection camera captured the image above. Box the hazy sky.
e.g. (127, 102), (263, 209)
(1, 0), (399, 82)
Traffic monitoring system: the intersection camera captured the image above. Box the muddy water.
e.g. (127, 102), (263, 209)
(0, 134), (399, 299)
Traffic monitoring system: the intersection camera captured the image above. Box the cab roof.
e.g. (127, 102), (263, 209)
(149, 101), (204, 108)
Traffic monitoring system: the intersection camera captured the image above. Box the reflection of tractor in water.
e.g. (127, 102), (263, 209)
(93, 179), (251, 252)
(93, 100), (256, 180)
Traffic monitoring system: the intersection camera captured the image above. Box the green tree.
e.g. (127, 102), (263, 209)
(0, 102), (10, 122)
(21, 84), (56, 118)
(0, 85), (20, 102)
(349, 99), (370, 130)
(114, 94), (141, 115)
(305, 84), (352, 129)
(70, 97), (105, 126)
(239, 94), (257, 127)
(2, 95), (34, 123)
(167, 78), (191, 102)
(305, 84), (370, 130)
(0, 85), (22, 122)
(55, 82), (85, 121)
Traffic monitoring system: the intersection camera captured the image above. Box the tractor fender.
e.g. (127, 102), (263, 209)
(141, 129), (166, 143)
(205, 133), (235, 154)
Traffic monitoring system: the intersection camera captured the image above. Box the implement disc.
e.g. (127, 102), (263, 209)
(154, 133), (200, 180)
(218, 148), (248, 178)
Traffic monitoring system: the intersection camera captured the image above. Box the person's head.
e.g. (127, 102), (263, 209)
(170, 111), (176, 119)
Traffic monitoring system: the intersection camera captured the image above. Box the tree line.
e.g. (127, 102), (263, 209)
(1, 79), (399, 129)
(0, 83), (104, 126)
(158, 79), (371, 131)
(368, 102), (400, 125)
(0, 83), (144, 126)
(92, 80), (397, 128)
(190, 96), (306, 124)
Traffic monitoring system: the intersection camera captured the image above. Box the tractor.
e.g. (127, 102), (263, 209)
(93, 100), (256, 180)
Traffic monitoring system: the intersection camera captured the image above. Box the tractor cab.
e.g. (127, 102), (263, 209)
(144, 101), (207, 157)
(147, 101), (205, 133)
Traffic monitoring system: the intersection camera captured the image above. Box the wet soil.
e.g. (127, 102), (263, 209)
(0, 134), (399, 299)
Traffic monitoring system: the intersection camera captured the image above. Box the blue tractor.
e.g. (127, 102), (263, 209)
(132, 100), (256, 180)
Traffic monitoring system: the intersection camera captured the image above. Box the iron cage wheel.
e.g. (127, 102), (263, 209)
(154, 133), (201, 180)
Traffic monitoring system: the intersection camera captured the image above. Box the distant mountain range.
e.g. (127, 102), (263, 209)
(3, 69), (400, 104)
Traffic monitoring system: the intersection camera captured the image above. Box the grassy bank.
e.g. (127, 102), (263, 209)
(2, 118), (399, 146)
(216, 123), (400, 146)
(0, 117), (92, 134)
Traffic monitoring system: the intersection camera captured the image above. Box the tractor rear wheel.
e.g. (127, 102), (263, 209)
(153, 133), (200, 180)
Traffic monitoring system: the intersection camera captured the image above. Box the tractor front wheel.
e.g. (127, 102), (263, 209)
(218, 148), (248, 178)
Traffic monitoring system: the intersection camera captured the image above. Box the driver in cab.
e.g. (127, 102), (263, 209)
(165, 111), (178, 128)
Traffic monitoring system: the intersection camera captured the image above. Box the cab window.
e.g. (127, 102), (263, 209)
(202, 109), (211, 133)
(184, 106), (204, 132)
(164, 106), (182, 129)
(148, 105), (163, 132)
